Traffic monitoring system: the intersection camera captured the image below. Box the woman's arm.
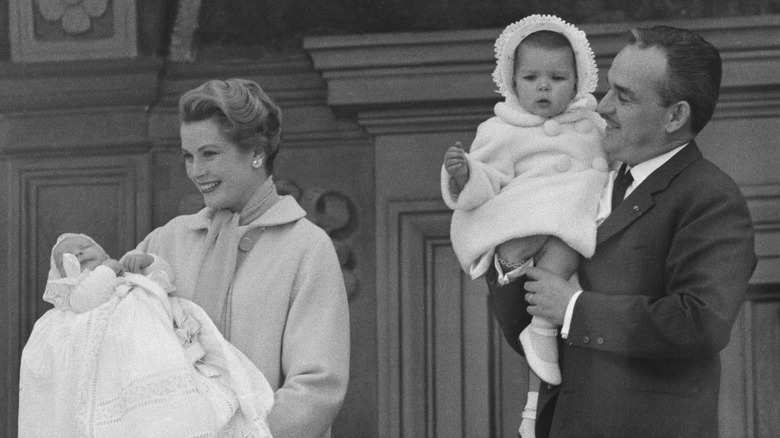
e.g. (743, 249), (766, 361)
(267, 230), (350, 438)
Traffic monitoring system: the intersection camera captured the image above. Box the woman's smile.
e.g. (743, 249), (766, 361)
(198, 180), (220, 193)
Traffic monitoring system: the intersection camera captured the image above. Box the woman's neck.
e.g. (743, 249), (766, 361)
(237, 176), (281, 225)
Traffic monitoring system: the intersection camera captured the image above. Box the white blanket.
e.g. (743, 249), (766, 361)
(19, 273), (274, 437)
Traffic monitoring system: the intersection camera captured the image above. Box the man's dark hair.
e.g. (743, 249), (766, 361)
(628, 26), (722, 134)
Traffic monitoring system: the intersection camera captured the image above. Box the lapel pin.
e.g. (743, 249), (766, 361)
(633, 205), (640, 213)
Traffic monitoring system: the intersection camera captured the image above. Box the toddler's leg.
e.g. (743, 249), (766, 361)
(535, 235), (579, 280)
(497, 235), (548, 267)
(519, 236), (578, 385)
(519, 372), (541, 438)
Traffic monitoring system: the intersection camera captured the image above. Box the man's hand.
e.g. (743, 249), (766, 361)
(523, 267), (580, 326)
(444, 141), (469, 190)
(121, 253), (154, 273)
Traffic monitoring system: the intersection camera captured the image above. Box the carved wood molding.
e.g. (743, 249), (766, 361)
(0, 108), (153, 154)
(8, 156), (150, 341)
(2, 154), (151, 436)
(377, 199), (521, 437)
(0, 58), (162, 113)
(168, 0), (203, 62)
(305, 15), (780, 121)
(8, 0), (137, 62)
(742, 184), (780, 285)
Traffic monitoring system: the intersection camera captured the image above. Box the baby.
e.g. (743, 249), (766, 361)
(45, 233), (170, 313)
(19, 233), (274, 437)
(441, 15), (607, 437)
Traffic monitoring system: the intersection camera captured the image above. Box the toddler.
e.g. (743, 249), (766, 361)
(441, 15), (608, 437)
(19, 233), (274, 438)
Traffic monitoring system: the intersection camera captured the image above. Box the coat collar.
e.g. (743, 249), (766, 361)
(596, 142), (703, 245)
(183, 195), (307, 231)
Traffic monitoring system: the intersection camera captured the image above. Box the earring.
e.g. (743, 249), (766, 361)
(252, 158), (263, 169)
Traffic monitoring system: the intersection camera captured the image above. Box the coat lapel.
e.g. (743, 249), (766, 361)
(596, 142), (703, 245)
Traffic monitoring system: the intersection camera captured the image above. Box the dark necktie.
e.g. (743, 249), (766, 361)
(611, 163), (634, 210)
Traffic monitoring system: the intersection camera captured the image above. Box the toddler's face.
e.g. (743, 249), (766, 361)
(513, 43), (577, 118)
(54, 236), (109, 276)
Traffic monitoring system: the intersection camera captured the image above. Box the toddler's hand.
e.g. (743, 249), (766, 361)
(121, 253), (154, 273)
(102, 259), (124, 275)
(444, 141), (469, 189)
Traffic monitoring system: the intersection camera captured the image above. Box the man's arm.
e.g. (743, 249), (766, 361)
(570, 172), (755, 359)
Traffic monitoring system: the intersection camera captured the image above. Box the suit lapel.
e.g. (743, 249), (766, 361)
(596, 142), (703, 245)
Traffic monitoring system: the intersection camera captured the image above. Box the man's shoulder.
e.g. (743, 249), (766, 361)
(682, 154), (742, 191)
(668, 154), (749, 212)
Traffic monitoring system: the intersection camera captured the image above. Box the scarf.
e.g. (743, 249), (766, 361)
(194, 176), (281, 337)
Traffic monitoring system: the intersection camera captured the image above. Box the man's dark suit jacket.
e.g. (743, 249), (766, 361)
(487, 143), (757, 438)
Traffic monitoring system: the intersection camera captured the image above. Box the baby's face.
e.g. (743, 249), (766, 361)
(513, 43), (577, 118)
(54, 236), (109, 276)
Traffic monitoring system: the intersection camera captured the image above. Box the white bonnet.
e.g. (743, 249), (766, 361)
(492, 14), (598, 103)
(47, 233), (105, 282)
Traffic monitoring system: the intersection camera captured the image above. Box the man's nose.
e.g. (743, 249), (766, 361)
(597, 92), (614, 114)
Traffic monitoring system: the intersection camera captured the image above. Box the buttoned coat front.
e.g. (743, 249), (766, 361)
(487, 143), (756, 437)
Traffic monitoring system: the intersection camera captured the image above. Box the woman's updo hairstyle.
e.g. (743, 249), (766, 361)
(179, 78), (283, 174)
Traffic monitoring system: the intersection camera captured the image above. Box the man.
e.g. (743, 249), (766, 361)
(487, 26), (757, 438)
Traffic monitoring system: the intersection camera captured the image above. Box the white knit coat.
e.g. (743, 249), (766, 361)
(442, 100), (609, 278)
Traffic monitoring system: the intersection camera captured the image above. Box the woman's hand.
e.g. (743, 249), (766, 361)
(121, 254), (154, 273)
(102, 259), (124, 275)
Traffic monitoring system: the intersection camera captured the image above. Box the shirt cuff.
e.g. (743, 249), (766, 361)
(494, 255), (534, 286)
(560, 290), (583, 339)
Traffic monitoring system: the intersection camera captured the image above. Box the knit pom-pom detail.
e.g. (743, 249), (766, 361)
(592, 157), (608, 172)
(554, 157), (573, 172)
(574, 118), (594, 133)
(543, 119), (562, 136)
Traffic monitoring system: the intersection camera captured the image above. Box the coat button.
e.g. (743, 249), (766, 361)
(597, 337), (604, 345)
(582, 336), (590, 344)
(239, 236), (255, 252)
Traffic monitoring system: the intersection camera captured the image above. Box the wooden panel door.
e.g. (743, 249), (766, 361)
(1, 153), (150, 436)
(378, 200), (527, 438)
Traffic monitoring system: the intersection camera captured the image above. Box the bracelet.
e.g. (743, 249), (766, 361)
(496, 254), (529, 270)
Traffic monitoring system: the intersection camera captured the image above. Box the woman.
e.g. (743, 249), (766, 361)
(134, 78), (350, 438)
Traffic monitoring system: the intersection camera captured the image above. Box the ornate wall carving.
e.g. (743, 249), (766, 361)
(7, 0), (137, 62)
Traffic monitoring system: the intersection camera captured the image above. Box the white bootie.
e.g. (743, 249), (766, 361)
(519, 391), (538, 438)
(519, 317), (561, 385)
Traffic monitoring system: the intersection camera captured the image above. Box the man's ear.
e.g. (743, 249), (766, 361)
(665, 101), (691, 134)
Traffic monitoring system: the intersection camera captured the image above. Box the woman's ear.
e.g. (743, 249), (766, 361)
(251, 152), (265, 169)
(665, 101), (691, 134)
